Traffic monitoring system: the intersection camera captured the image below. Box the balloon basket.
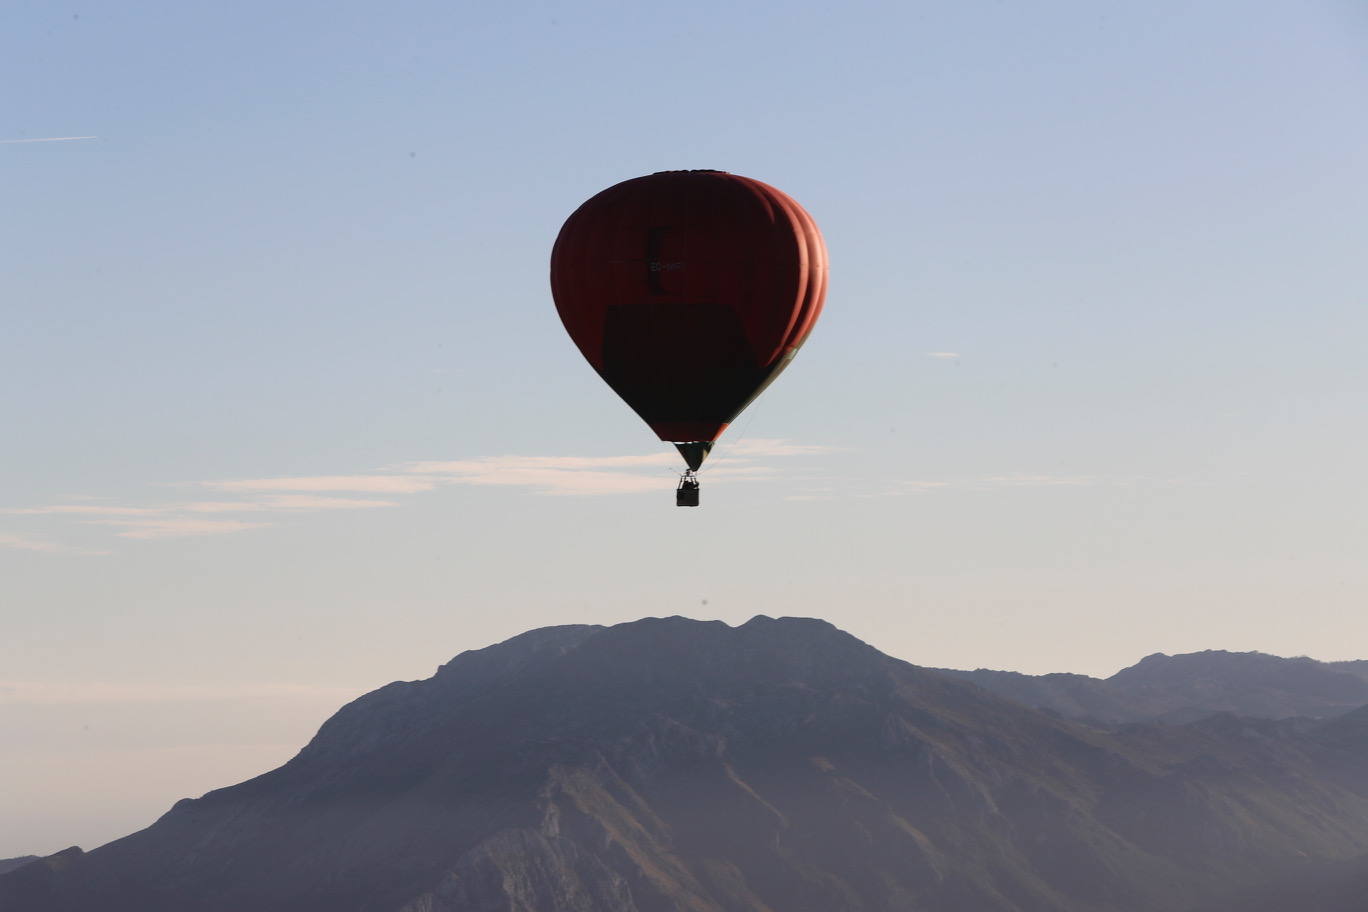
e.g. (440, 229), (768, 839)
(676, 472), (700, 507)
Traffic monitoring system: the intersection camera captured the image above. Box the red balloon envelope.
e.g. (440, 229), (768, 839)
(550, 170), (827, 471)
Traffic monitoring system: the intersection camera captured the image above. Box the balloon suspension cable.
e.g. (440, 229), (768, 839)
(705, 409), (756, 471)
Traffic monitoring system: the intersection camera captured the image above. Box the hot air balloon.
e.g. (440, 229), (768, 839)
(550, 170), (827, 506)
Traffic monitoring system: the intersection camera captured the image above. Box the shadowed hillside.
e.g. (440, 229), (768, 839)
(1192, 851), (1368, 912)
(0, 857), (39, 876)
(5, 618), (1368, 912)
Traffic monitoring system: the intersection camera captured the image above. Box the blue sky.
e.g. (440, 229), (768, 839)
(3, 1), (1367, 856)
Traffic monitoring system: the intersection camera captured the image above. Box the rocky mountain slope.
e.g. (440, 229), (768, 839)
(5, 617), (1368, 912)
(1193, 852), (1368, 912)
(936, 650), (1368, 724)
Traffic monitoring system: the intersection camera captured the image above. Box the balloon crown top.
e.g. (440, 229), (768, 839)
(651, 169), (727, 174)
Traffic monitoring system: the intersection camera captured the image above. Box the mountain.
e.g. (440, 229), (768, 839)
(1329, 659), (1368, 684)
(5, 617), (1368, 912)
(0, 858), (39, 876)
(936, 650), (1368, 724)
(1194, 853), (1368, 912)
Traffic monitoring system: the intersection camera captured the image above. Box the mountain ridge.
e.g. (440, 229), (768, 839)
(935, 648), (1368, 724)
(6, 617), (1368, 912)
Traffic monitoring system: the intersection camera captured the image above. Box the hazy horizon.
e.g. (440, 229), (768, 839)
(4, 619), (1363, 859)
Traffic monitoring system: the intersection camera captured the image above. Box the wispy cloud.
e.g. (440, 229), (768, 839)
(1, 533), (73, 553)
(401, 440), (831, 496)
(0, 135), (97, 145)
(926, 352), (961, 359)
(204, 475), (438, 494)
(3, 505), (166, 516)
(82, 518), (271, 540)
(182, 496), (399, 512)
(7, 439), (834, 545)
(0, 532), (109, 556)
(402, 455), (672, 496)
(176, 501), (269, 513)
(405, 453), (674, 473)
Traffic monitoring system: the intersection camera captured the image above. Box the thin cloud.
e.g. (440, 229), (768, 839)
(10, 439), (834, 543)
(182, 496), (399, 512)
(402, 441), (829, 496)
(0, 533), (71, 553)
(410, 457), (669, 496)
(926, 352), (961, 359)
(2, 504), (166, 516)
(82, 518), (270, 540)
(0, 532), (108, 556)
(258, 494), (400, 510)
(178, 501), (269, 513)
(9, 497), (400, 517)
(405, 453), (675, 473)
(0, 135), (97, 144)
(204, 475), (438, 494)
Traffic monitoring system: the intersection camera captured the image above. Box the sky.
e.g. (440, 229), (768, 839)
(3, 0), (1367, 857)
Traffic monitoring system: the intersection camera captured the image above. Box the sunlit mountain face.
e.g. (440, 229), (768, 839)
(5, 617), (1368, 912)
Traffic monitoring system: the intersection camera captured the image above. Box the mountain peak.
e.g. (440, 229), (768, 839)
(8, 621), (1368, 912)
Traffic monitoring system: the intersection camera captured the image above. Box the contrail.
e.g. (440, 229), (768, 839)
(0, 135), (97, 145)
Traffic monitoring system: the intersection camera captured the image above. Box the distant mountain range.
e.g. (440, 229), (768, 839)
(0, 857), (38, 876)
(4, 618), (1367, 912)
(934, 650), (1368, 724)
